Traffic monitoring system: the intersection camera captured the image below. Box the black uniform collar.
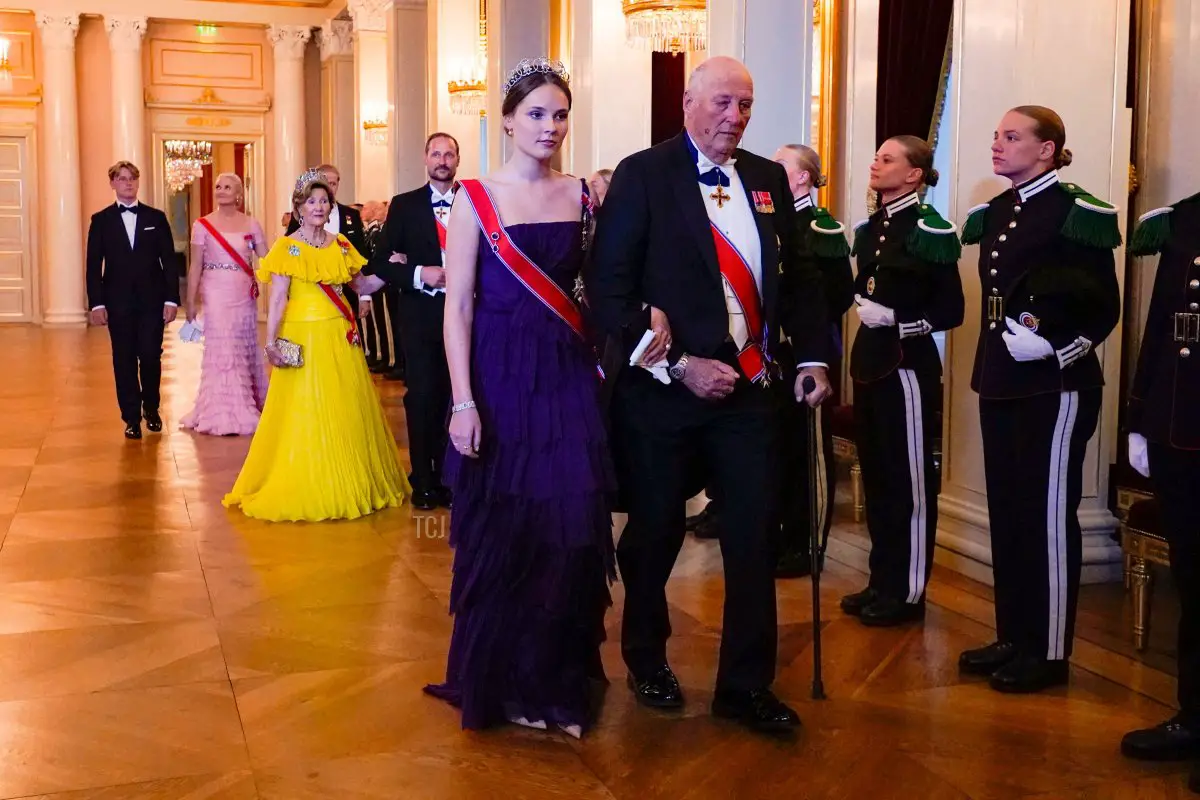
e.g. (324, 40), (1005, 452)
(883, 191), (920, 217)
(1015, 169), (1060, 202)
(794, 193), (814, 212)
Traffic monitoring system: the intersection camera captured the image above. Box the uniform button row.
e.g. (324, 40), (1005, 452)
(990, 268), (998, 277)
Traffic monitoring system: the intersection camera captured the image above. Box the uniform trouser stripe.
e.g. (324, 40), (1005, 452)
(1046, 390), (1078, 660)
(898, 369), (928, 604)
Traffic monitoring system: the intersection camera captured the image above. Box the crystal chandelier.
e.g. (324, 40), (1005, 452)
(448, 0), (487, 116)
(164, 140), (213, 194)
(362, 103), (388, 147)
(622, 0), (707, 54)
(0, 38), (14, 94)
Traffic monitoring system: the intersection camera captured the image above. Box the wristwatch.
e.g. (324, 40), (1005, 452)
(668, 353), (690, 382)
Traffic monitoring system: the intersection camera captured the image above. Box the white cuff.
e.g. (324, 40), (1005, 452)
(1055, 336), (1092, 369)
(164, 302), (178, 307)
(898, 319), (933, 339)
(412, 269), (425, 291)
(796, 362), (829, 369)
(91, 305), (105, 311)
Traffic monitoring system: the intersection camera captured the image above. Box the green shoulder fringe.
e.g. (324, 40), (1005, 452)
(1060, 183), (1123, 250)
(906, 204), (962, 264)
(809, 207), (851, 259)
(1129, 206), (1173, 257)
(850, 218), (871, 258)
(960, 203), (990, 246)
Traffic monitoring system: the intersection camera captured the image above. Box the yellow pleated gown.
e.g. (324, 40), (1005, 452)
(223, 234), (410, 522)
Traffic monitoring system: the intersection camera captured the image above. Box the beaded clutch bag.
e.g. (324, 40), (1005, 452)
(273, 337), (303, 368)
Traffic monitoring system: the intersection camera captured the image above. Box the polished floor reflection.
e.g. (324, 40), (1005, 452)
(0, 324), (1191, 798)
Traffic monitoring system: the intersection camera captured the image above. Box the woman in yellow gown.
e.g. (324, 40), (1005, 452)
(223, 169), (410, 521)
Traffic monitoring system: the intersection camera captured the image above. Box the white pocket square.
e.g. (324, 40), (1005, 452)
(143, 226), (156, 230)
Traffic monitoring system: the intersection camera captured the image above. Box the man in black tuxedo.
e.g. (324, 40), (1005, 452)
(591, 57), (833, 734)
(86, 161), (181, 440)
(285, 164), (373, 336)
(367, 133), (459, 511)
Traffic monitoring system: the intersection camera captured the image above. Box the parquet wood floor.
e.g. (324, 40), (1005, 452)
(0, 324), (1193, 799)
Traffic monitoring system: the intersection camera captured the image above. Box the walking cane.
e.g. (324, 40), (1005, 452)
(800, 375), (826, 700)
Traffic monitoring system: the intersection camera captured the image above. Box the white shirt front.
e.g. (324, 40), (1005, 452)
(414, 185), (455, 296)
(691, 136), (763, 350)
(323, 204), (342, 237)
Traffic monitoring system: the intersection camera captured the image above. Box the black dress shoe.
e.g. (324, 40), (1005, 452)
(859, 597), (926, 628)
(412, 490), (437, 511)
(144, 412), (163, 433)
(988, 655), (1069, 694)
(626, 666), (684, 709)
(384, 368), (406, 382)
(693, 512), (721, 540)
(124, 422), (142, 440)
(775, 549), (813, 579)
(369, 362), (391, 374)
(839, 587), (879, 617)
(434, 486), (453, 509)
(712, 688), (800, 734)
(958, 641), (1020, 675)
(684, 507), (710, 532)
(1121, 715), (1200, 762)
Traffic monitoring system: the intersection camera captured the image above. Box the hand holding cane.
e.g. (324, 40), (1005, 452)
(800, 374), (826, 700)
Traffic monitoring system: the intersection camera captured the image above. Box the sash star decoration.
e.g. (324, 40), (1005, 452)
(502, 58), (569, 97)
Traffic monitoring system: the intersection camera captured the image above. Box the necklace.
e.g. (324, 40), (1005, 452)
(298, 227), (327, 248)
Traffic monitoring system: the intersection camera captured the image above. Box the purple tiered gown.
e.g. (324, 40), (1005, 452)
(424, 214), (616, 732)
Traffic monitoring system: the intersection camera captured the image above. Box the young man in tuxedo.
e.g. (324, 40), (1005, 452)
(286, 164), (374, 337)
(591, 57), (833, 735)
(368, 133), (459, 511)
(86, 161), (181, 440)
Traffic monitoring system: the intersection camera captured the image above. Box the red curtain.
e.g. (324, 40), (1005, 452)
(651, 52), (686, 146)
(876, 0), (954, 146)
(234, 144), (247, 211)
(199, 163), (214, 216)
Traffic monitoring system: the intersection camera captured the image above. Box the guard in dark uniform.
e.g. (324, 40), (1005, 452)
(957, 106), (1121, 693)
(772, 145), (855, 577)
(839, 135), (964, 627)
(1120, 193), (1200, 783)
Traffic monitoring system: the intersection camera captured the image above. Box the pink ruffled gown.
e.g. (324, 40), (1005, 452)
(180, 217), (269, 436)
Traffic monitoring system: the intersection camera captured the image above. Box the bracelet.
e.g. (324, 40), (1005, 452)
(451, 400), (476, 413)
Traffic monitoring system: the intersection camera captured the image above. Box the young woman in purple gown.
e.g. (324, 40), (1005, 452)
(423, 58), (615, 738)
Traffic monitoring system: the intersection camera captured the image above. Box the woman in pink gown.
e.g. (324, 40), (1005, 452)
(182, 173), (269, 435)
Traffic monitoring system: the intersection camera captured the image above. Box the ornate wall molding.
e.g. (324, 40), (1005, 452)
(105, 16), (148, 53)
(347, 0), (391, 32)
(267, 25), (313, 61)
(35, 13), (80, 51)
(320, 19), (354, 60)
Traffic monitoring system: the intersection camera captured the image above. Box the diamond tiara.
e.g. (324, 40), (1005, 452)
(501, 57), (569, 98)
(294, 167), (326, 194)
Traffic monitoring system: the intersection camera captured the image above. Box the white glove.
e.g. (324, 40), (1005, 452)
(854, 294), (896, 328)
(1128, 433), (1150, 478)
(1002, 317), (1054, 362)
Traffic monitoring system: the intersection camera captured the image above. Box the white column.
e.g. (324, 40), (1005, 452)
(485, 0), (550, 168)
(348, 0), (395, 201)
(706, 0), (813, 156)
(36, 13), (86, 326)
(104, 16), (148, 173)
(319, 18), (357, 202)
(936, 0), (1132, 585)
(392, 0), (428, 192)
(268, 25), (313, 227)
(568, 0), (652, 177)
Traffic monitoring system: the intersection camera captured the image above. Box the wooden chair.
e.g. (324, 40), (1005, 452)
(1121, 498), (1171, 651)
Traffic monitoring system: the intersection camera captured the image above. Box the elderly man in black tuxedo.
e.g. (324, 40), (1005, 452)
(367, 133), (460, 511)
(86, 161), (181, 440)
(590, 56), (833, 734)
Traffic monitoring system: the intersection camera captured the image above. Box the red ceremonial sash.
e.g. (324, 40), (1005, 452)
(318, 283), (360, 346)
(435, 216), (448, 254)
(710, 223), (768, 384)
(459, 179), (587, 342)
(197, 218), (259, 300)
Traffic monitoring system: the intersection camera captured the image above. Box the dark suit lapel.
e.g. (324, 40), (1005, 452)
(732, 155), (779, 310)
(422, 184), (440, 251)
(668, 134), (721, 283)
(110, 204), (134, 255)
